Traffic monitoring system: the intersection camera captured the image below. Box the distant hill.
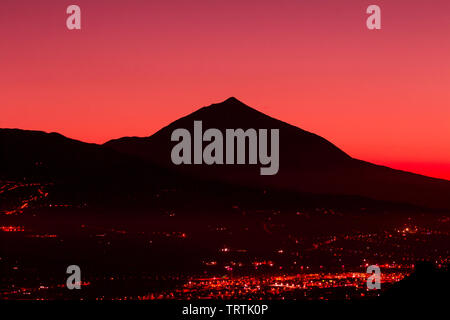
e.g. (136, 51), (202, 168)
(0, 128), (176, 196)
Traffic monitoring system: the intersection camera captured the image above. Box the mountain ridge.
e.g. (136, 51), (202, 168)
(1, 97), (450, 209)
(104, 97), (352, 166)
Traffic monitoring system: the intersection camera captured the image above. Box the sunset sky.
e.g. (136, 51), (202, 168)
(1, 0), (449, 180)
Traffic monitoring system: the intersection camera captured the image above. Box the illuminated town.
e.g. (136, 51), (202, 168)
(1, 180), (449, 300)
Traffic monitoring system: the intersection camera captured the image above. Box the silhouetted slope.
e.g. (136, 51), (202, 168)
(382, 261), (450, 303)
(105, 97), (450, 209)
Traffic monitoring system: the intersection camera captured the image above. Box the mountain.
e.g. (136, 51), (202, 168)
(105, 97), (351, 167)
(104, 97), (450, 209)
(1, 98), (450, 210)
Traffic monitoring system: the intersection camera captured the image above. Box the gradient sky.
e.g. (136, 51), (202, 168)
(1, 0), (450, 180)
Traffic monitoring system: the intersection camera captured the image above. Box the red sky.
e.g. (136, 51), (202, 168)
(1, 0), (450, 180)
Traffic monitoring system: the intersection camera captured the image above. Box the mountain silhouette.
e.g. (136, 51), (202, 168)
(104, 97), (450, 209)
(105, 97), (350, 166)
(1, 97), (450, 209)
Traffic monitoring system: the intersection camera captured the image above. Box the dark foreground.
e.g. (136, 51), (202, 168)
(1, 182), (449, 301)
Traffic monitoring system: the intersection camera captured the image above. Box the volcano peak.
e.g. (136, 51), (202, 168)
(208, 97), (256, 112)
